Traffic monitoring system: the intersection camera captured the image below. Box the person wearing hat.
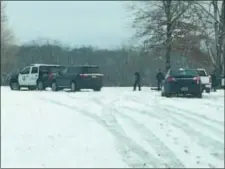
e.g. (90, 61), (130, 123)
(133, 72), (141, 91)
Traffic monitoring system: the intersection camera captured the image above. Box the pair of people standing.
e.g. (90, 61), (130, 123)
(133, 69), (164, 91)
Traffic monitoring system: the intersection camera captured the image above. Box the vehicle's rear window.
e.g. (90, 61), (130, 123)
(197, 70), (206, 76)
(171, 69), (198, 76)
(82, 67), (100, 74)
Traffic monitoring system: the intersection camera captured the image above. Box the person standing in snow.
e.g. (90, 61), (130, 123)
(156, 69), (164, 91)
(133, 72), (141, 91)
(211, 70), (217, 92)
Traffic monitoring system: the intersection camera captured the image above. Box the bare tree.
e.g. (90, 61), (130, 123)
(192, 0), (225, 75)
(130, 1), (198, 71)
(1, 2), (18, 84)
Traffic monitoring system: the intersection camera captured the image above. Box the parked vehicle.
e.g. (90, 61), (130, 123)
(50, 65), (104, 92)
(196, 68), (211, 93)
(9, 64), (62, 90)
(161, 68), (202, 98)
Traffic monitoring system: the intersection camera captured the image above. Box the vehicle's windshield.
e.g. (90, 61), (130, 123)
(197, 70), (206, 76)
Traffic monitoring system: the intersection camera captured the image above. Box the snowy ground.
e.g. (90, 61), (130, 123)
(1, 86), (224, 168)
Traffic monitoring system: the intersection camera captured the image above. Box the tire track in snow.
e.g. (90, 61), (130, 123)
(39, 96), (160, 168)
(128, 96), (224, 139)
(153, 106), (224, 161)
(159, 106), (224, 138)
(129, 95), (224, 127)
(86, 97), (168, 168)
(81, 91), (224, 161)
(160, 103), (224, 128)
(111, 106), (185, 168)
(121, 104), (224, 161)
(93, 98), (186, 168)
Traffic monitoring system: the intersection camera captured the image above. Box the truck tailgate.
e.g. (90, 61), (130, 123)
(200, 76), (210, 84)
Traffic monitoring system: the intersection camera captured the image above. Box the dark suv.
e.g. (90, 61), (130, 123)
(50, 65), (104, 92)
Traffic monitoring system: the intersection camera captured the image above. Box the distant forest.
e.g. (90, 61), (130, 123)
(1, 42), (212, 86)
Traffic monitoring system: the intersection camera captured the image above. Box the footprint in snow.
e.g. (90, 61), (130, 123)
(173, 137), (179, 144)
(173, 137), (177, 141)
(163, 163), (170, 168)
(211, 152), (219, 158)
(208, 163), (216, 168)
(184, 147), (189, 154)
(195, 156), (201, 164)
(184, 149), (189, 154)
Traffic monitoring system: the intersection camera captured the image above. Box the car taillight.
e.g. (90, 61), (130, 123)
(80, 74), (88, 77)
(167, 76), (176, 82)
(193, 76), (200, 84)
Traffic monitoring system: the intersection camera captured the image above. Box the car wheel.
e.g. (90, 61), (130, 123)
(37, 81), (45, 91)
(94, 87), (101, 91)
(51, 82), (58, 91)
(71, 82), (77, 92)
(205, 88), (210, 93)
(201, 87), (204, 93)
(165, 93), (171, 97)
(10, 82), (20, 90)
(196, 92), (202, 98)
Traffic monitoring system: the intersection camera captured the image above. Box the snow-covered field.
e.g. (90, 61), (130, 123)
(1, 86), (224, 168)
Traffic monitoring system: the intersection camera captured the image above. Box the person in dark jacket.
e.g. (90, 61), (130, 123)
(133, 72), (141, 91)
(211, 71), (217, 92)
(156, 69), (164, 91)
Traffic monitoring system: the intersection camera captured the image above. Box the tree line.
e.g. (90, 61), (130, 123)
(1, 1), (224, 86)
(0, 42), (212, 86)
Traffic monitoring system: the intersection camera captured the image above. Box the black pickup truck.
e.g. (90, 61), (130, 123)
(50, 65), (104, 92)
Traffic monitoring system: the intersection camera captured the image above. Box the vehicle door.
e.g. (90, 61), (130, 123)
(56, 67), (68, 87)
(18, 67), (31, 86)
(67, 67), (79, 86)
(28, 66), (39, 86)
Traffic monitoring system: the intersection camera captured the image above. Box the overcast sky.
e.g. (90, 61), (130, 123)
(5, 1), (135, 49)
